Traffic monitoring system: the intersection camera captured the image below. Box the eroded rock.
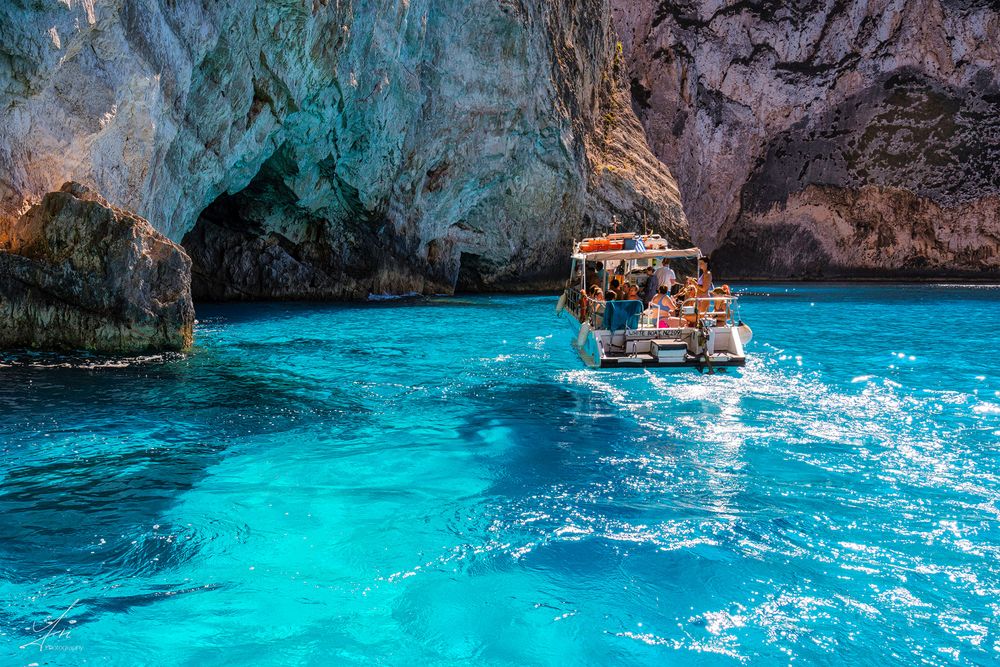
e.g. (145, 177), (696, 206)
(613, 0), (1000, 278)
(0, 182), (194, 352)
(0, 0), (687, 299)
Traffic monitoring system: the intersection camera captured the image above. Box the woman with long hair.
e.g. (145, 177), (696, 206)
(696, 257), (713, 296)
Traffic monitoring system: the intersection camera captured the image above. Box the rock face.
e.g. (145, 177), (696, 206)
(613, 0), (1000, 279)
(0, 182), (194, 352)
(0, 0), (686, 300)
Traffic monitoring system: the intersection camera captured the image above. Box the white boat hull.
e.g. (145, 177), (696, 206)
(560, 308), (746, 371)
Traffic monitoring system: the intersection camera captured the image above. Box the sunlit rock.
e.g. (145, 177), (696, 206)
(0, 182), (194, 353)
(0, 0), (687, 298)
(613, 0), (1000, 278)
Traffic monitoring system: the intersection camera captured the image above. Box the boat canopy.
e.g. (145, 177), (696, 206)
(571, 247), (702, 262)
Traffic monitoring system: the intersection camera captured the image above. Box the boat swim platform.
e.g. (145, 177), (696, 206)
(598, 353), (746, 370)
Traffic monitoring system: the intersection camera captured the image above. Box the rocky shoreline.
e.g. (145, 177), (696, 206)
(0, 183), (194, 353)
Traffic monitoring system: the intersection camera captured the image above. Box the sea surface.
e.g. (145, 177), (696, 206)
(1, 284), (999, 666)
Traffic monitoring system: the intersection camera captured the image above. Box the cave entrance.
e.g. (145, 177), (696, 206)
(181, 145), (390, 301)
(456, 252), (487, 293)
(181, 147), (337, 301)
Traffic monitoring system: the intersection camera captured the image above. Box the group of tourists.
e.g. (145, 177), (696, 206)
(578, 257), (732, 329)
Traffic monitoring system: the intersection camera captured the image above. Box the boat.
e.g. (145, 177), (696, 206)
(555, 233), (752, 371)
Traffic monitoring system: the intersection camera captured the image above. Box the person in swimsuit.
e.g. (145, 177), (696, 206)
(674, 284), (699, 326)
(711, 285), (732, 325)
(696, 257), (713, 296)
(590, 287), (606, 326)
(645, 285), (682, 328)
(648, 285), (675, 312)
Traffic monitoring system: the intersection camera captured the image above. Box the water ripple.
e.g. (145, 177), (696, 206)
(1, 289), (998, 664)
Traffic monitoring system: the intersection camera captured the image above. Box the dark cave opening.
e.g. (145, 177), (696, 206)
(456, 252), (487, 292)
(181, 144), (412, 301)
(181, 147), (342, 301)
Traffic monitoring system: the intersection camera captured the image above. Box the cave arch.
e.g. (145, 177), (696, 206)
(181, 146), (381, 301)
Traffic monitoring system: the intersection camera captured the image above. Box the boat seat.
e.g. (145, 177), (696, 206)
(603, 300), (644, 332)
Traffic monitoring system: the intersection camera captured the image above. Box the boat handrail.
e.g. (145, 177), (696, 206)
(571, 248), (702, 261)
(568, 289), (739, 303)
(564, 287), (595, 328)
(565, 287), (743, 330)
(679, 296), (739, 301)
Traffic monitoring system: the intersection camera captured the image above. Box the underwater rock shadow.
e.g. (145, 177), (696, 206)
(0, 347), (376, 635)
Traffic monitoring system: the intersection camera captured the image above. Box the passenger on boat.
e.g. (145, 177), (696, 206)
(590, 287), (607, 327)
(595, 262), (609, 292)
(579, 285), (594, 322)
(654, 259), (676, 290)
(614, 263), (627, 285)
(680, 297), (699, 326)
(641, 266), (659, 305)
(711, 285), (732, 326)
(645, 286), (684, 328)
(696, 257), (714, 296)
(605, 289), (618, 301)
(649, 285), (675, 311)
(672, 284), (698, 326)
(580, 285), (602, 324)
(626, 284), (642, 301)
(585, 262), (602, 291)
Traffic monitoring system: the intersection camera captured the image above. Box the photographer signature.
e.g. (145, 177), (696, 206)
(19, 599), (81, 652)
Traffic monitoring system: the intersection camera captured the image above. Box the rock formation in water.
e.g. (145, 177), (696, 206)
(0, 0), (686, 301)
(0, 182), (194, 352)
(613, 0), (1000, 279)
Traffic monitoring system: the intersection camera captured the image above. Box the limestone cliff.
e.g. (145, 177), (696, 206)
(0, 0), (686, 300)
(613, 0), (1000, 279)
(0, 182), (194, 352)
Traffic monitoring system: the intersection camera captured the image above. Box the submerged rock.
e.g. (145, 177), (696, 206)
(0, 0), (686, 299)
(0, 182), (194, 353)
(613, 0), (1000, 278)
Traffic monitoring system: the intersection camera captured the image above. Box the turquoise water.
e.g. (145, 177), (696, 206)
(1, 284), (999, 665)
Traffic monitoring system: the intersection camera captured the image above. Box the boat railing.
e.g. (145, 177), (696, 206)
(567, 289), (742, 331)
(565, 288), (616, 330)
(564, 288), (592, 327)
(565, 287), (583, 317)
(633, 295), (741, 330)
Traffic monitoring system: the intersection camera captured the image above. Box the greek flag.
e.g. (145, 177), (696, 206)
(634, 237), (646, 253)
